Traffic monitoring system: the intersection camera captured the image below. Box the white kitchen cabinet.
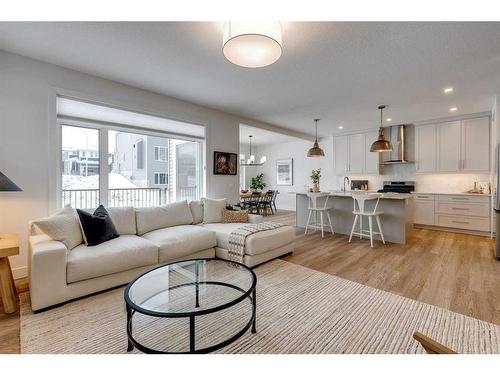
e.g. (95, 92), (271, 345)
(348, 133), (364, 173)
(415, 125), (437, 173)
(334, 132), (379, 176)
(437, 121), (461, 172)
(413, 199), (435, 225)
(364, 131), (380, 174)
(334, 135), (348, 175)
(461, 117), (490, 172)
(415, 116), (490, 173)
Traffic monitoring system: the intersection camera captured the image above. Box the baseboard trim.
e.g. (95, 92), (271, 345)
(12, 266), (27, 280)
(413, 224), (491, 237)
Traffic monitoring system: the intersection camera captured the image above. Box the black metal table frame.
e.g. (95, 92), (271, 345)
(124, 258), (257, 354)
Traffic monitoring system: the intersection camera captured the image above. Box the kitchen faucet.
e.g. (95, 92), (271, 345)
(343, 176), (350, 192)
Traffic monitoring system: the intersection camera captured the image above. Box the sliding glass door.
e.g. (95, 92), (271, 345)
(61, 125), (203, 209)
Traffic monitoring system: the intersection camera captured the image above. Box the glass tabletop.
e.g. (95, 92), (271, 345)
(125, 259), (256, 317)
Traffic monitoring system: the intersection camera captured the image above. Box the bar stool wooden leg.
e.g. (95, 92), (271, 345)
(0, 257), (17, 314)
(305, 210), (312, 235)
(368, 217), (374, 248)
(359, 216), (363, 239)
(320, 212), (324, 238)
(376, 215), (385, 244)
(349, 215), (358, 243)
(326, 211), (334, 235)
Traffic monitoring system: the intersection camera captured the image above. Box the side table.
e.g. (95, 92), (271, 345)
(0, 234), (19, 314)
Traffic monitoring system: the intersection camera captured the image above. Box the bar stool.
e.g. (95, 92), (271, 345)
(348, 192), (385, 248)
(304, 192), (334, 238)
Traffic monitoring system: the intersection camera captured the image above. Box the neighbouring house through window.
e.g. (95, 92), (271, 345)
(58, 96), (205, 208)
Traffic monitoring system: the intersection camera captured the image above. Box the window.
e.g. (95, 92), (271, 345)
(58, 98), (205, 209)
(61, 125), (100, 208)
(154, 172), (168, 185)
(154, 146), (168, 162)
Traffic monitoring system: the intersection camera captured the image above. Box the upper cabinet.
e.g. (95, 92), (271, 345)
(415, 124), (437, 173)
(334, 135), (348, 175)
(437, 121), (461, 172)
(461, 117), (490, 172)
(334, 131), (379, 176)
(364, 130), (380, 174)
(415, 116), (490, 173)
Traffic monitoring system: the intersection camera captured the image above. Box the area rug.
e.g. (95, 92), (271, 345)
(20, 260), (500, 354)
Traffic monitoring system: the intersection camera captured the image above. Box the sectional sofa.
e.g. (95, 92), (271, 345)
(28, 200), (295, 311)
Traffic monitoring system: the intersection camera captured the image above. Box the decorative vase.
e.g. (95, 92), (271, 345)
(312, 182), (320, 192)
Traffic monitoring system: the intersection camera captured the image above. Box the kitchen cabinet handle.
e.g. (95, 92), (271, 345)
(451, 197), (470, 201)
(452, 220), (470, 224)
(451, 207), (470, 210)
(416, 195), (429, 198)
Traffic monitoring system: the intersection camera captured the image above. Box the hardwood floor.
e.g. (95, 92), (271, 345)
(0, 278), (28, 354)
(1, 209), (499, 354)
(273, 210), (500, 325)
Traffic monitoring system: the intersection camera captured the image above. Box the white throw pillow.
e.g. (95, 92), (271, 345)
(201, 198), (228, 224)
(135, 200), (194, 235)
(32, 206), (83, 250)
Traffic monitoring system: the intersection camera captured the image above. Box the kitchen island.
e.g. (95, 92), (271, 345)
(293, 191), (414, 244)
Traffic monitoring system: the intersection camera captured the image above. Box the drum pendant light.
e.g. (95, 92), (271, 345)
(307, 119), (325, 157)
(370, 105), (393, 152)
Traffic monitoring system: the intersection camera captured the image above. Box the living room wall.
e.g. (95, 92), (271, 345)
(0, 50), (298, 278)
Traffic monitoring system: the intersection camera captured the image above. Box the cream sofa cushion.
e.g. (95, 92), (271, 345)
(107, 207), (136, 235)
(142, 225), (217, 263)
(189, 200), (204, 224)
(32, 206), (83, 250)
(201, 198), (228, 223)
(135, 201), (193, 235)
(66, 235), (158, 283)
(201, 223), (295, 256)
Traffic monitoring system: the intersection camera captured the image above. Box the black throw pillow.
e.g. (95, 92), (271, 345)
(76, 205), (119, 246)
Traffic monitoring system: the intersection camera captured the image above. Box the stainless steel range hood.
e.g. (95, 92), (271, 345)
(380, 124), (414, 165)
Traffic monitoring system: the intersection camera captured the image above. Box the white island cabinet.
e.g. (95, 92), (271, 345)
(293, 192), (413, 244)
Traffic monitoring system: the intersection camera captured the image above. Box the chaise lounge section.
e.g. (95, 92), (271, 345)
(28, 200), (295, 311)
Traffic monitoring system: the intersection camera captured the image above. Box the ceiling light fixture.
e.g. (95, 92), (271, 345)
(370, 105), (393, 153)
(222, 22), (283, 68)
(307, 119), (325, 157)
(338, 126), (343, 129)
(444, 87), (454, 94)
(449, 107), (458, 112)
(240, 135), (266, 166)
(386, 118), (392, 122)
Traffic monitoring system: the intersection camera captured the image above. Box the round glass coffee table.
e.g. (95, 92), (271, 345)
(124, 258), (257, 354)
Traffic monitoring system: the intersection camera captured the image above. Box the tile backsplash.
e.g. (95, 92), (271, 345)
(332, 163), (491, 193)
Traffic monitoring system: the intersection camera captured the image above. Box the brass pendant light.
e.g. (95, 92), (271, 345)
(307, 119), (325, 157)
(370, 105), (393, 152)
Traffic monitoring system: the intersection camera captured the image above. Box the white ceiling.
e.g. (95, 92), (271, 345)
(240, 124), (302, 146)
(0, 22), (499, 137)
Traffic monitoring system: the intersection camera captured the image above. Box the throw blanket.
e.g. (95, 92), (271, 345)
(227, 222), (284, 263)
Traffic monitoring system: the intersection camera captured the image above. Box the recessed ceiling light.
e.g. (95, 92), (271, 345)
(449, 107), (458, 112)
(386, 118), (392, 122)
(444, 87), (454, 94)
(338, 126), (343, 129)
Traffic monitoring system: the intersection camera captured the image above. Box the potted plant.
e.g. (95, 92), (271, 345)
(250, 173), (266, 192)
(310, 168), (321, 192)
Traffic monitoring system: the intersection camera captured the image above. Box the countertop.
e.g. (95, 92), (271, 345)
(290, 191), (412, 200)
(411, 192), (492, 197)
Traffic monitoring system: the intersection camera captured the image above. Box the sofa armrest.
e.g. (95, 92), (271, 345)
(29, 235), (68, 311)
(248, 214), (264, 224)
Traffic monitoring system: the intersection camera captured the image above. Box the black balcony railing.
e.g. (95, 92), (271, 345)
(62, 186), (199, 209)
